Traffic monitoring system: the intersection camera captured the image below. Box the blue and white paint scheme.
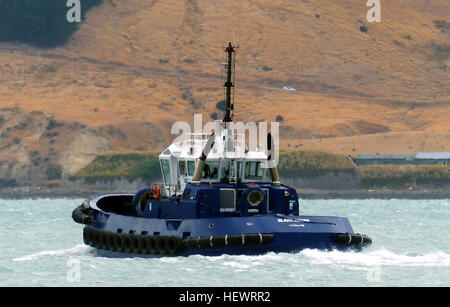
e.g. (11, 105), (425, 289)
(72, 43), (372, 256)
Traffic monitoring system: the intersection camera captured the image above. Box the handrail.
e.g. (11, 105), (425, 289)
(182, 132), (245, 154)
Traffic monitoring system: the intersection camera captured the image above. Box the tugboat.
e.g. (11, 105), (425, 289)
(72, 43), (372, 256)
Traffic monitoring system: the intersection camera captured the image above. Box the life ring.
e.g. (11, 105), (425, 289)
(152, 185), (161, 200)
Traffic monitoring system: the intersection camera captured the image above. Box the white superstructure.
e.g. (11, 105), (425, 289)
(159, 120), (270, 196)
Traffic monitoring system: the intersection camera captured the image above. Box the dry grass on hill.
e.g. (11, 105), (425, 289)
(0, 0), (449, 179)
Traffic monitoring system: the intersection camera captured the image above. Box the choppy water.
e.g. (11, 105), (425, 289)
(0, 198), (449, 286)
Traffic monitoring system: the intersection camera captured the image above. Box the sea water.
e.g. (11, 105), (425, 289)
(0, 198), (448, 287)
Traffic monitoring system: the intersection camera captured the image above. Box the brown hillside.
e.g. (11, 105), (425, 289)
(0, 0), (449, 182)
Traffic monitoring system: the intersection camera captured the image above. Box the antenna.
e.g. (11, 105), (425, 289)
(223, 42), (237, 123)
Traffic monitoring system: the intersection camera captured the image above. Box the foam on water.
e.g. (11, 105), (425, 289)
(299, 248), (450, 267)
(1, 198), (449, 286)
(13, 244), (92, 262)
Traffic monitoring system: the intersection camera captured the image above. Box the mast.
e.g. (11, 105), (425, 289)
(223, 42), (236, 123)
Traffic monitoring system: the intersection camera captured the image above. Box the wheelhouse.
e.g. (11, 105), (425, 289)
(158, 121), (271, 196)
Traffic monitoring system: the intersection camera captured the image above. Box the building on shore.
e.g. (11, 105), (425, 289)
(353, 152), (450, 166)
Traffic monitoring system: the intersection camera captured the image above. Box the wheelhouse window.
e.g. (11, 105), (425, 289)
(160, 159), (172, 185)
(220, 160), (230, 182)
(179, 160), (186, 176)
(245, 161), (264, 180)
(202, 161), (219, 180)
(187, 160), (195, 176)
(237, 161), (243, 181)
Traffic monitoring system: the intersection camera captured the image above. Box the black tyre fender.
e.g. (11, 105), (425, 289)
(147, 236), (158, 255)
(90, 228), (101, 248)
(121, 234), (132, 253)
(98, 230), (108, 250)
(132, 188), (152, 217)
(140, 235), (148, 253)
(104, 231), (115, 251)
(156, 236), (169, 255)
(167, 236), (183, 255)
(83, 226), (92, 245)
(113, 233), (123, 252)
(130, 234), (143, 254)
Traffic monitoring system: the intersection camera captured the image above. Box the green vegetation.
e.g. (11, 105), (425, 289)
(0, 0), (102, 47)
(216, 100), (227, 111)
(360, 165), (450, 188)
(275, 115), (284, 122)
(433, 20), (450, 31)
(45, 164), (63, 180)
(402, 34), (412, 40)
(278, 150), (356, 178)
(430, 43), (450, 63)
(72, 150), (450, 188)
(72, 152), (162, 183)
(34, 63), (59, 79)
(46, 118), (63, 130)
(210, 112), (218, 120)
(16, 121), (28, 130)
(36, 63), (58, 74)
(73, 150), (356, 183)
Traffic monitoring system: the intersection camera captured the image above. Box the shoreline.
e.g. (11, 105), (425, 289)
(298, 188), (450, 200)
(0, 187), (449, 200)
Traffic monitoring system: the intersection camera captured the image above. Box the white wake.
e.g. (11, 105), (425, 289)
(13, 244), (91, 262)
(299, 248), (450, 267)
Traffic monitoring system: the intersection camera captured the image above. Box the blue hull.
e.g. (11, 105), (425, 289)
(89, 212), (361, 256)
(73, 190), (372, 256)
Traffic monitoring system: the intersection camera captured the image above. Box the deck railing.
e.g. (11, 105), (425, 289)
(183, 132), (245, 155)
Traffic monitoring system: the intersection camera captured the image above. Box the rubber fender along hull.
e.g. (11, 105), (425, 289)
(74, 197), (372, 256)
(82, 226), (275, 256)
(333, 233), (372, 246)
(183, 233), (274, 248)
(72, 203), (92, 225)
(82, 225), (372, 257)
